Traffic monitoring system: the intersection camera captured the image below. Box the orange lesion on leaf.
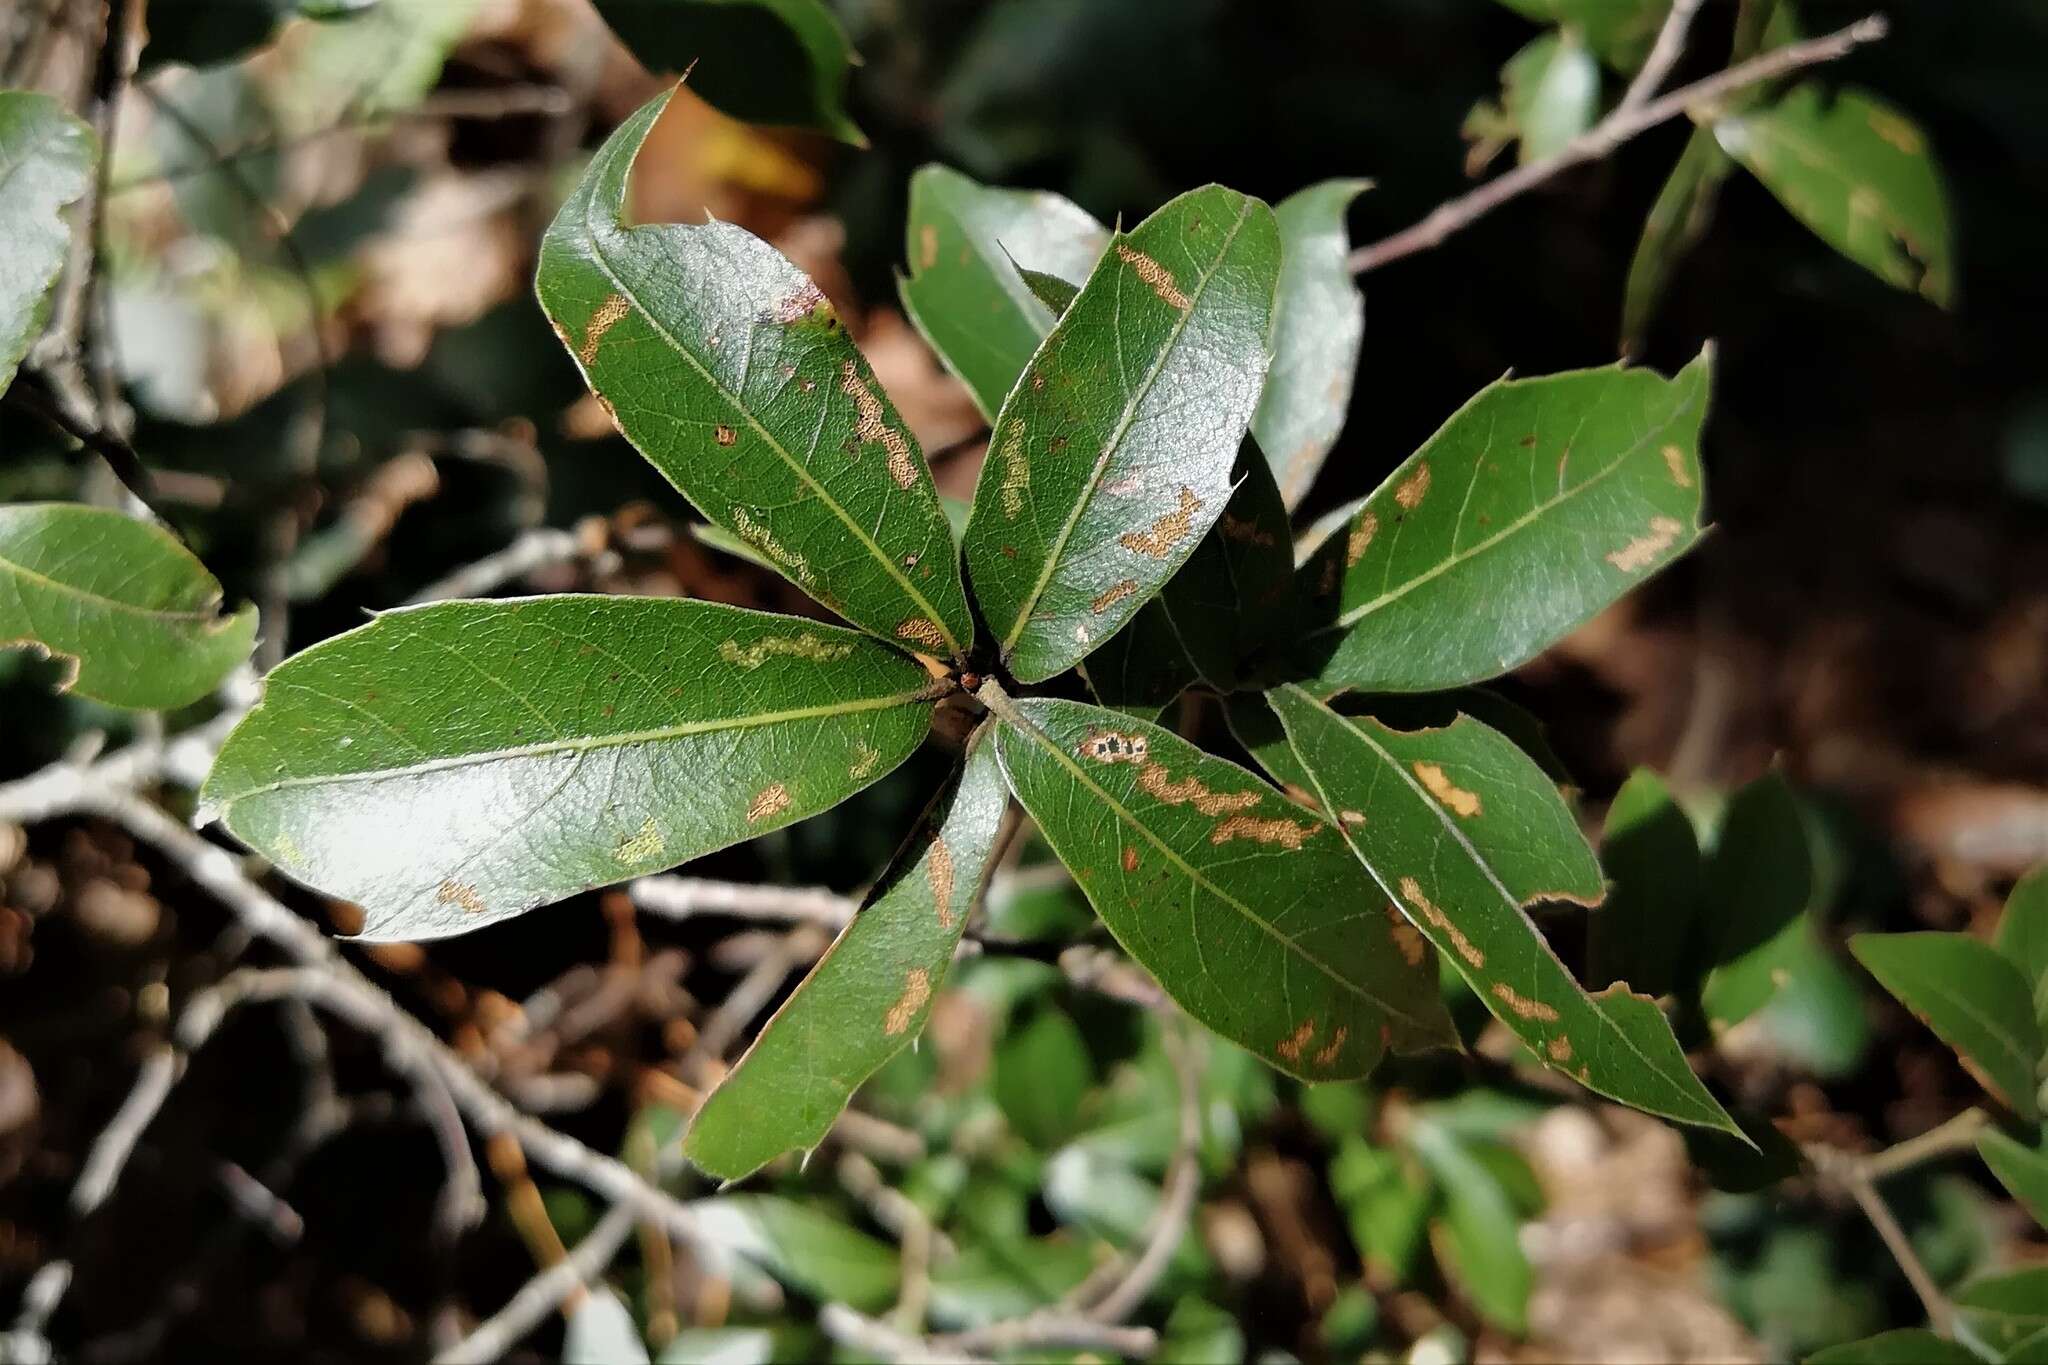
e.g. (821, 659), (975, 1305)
(770, 280), (833, 326)
(1114, 243), (1191, 309)
(436, 880), (487, 916)
(1137, 763), (1260, 817)
(918, 223), (939, 270)
(1313, 1026), (1349, 1067)
(884, 967), (932, 1036)
(999, 423), (1030, 518)
(1078, 729), (1149, 764)
(1121, 845), (1139, 872)
(718, 633), (856, 671)
(1546, 1035), (1574, 1063)
(715, 424), (737, 447)
(1220, 513), (1275, 547)
(1394, 461), (1431, 510)
(730, 506), (812, 585)
(578, 294), (630, 365)
(1491, 982), (1561, 1023)
(1210, 814), (1318, 849)
(1866, 107), (1923, 154)
(927, 836), (957, 928)
(747, 782), (793, 823)
(841, 361), (919, 489)
(1276, 1017), (1317, 1063)
(895, 618), (947, 650)
(1091, 579), (1138, 614)
(1662, 444), (1692, 488)
(1119, 486), (1203, 558)
(1412, 761), (1482, 818)
(1399, 877), (1484, 969)
(1385, 903), (1427, 967)
(1339, 809), (1366, 826)
(1606, 516), (1685, 572)
(1345, 511), (1378, 566)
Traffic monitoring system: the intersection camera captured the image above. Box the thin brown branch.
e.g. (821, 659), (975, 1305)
(1346, 14), (1888, 274)
(1806, 1143), (1953, 1337)
(1083, 1024), (1204, 1323)
(1859, 1108), (1991, 1183)
(1618, 0), (1706, 114)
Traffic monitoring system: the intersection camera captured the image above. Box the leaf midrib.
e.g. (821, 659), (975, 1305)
(1866, 954), (2039, 1113)
(578, 140), (962, 657)
(999, 196), (1256, 659)
(1275, 684), (1721, 1122)
(998, 701), (1439, 1033)
(0, 549), (225, 626)
(215, 686), (931, 805)
(1309, 372), (1702, 638)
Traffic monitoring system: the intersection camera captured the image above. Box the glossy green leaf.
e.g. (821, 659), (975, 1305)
(1978, 1130), (2048, 1230)
(0, 503), (257, 710)
(1995, 865), (2048, 1031)
(989, 695), (1455, 1080)
(898, 165), (1108, 420)
(593, 0), (864, 143)
(1465, 31), (1600, 171)
(1296, 351), (1710, 694)
(1717, 83), (1954, 305)
(1620, 127), (1735, 356)
(0, 92), (96, 396)
(202, 598), (935, 941)
(1267, 685), (1740, 1134)
(1804, 1331), (1979, 1365)
(537, 91), (972, 657)
(1850, 933), (2041, 1122)
(963, 186), (1281, 682)
(1586, 768), (1701, 1000)
(1699, 771), (1816, 1028)
(683, 734), (1009, 1180)
(1956, 1266), (2048, 1353)
(1407, 1116), (1532, 1335)
(1254, 180), (1369, 509)
(689, 1195), (899, 1311)
(1082, 442), (1296, 713)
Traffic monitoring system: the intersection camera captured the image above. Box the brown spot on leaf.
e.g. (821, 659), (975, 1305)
(1091, 579), (1138, 614)
(1662, 444), (1692, 488)
(849, 742), (882, 780)
(1412, 761), (1482, 818)
(1394, 461), (1431, 510)
(1399, 877), (1484, 968)
(1122, 845), (1139, 872)
(999, 423), (1029, 517)
(613, 817), (665, 864)
(1345, 510), (1378, 566)
(1210, 814), (1318, 849)
(842, 361), (919, 489)
(918, 223), (939, 270)
(747, 783), (793, 823)
(1276, 1017), (1316, 1063)
(436, 880), (487, 916)
(1491, 982), (1560, 1022)
(715, 424), (737, 447)
(731, 506), (812, 584)
(1339, 810), (1366, 826)
(1386, 904), (1427, 966)
(1606, 515), (1685, 572)
(928, 837), (956, 928)
(884, 968), (932, 1036)
(578, 294), (630, 365)
(770, 280), (833, 325)
(1138, 763), (1261, 817)
(1079, 729), (1149, 764)
(1866, 107), (1923, 154)
(1220, 513), (1275, 547)
(1518, 433), (1537, 448)
(718, 633), (856, 671)
(1119, 486), (1204, 558)
(894, 618), (946, 650)
(1546, 1035), (1573, 1063)
(1313, 1027), (1349, 1067)
(1115, 243), (1190, 309)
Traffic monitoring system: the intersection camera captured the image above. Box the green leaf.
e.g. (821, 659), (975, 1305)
(1158, 1298), (1246, 1365)
(1956, 1266), (2048, 1353)
(1995, 865), (2048, 1032)
(1804, 1330), (1979, 1365)
(1488, 0), (1668, 71)
(1254, 180), (1369, 509)
(1331, 1137), (1432, 1285)
(0, 504), (257, 710)
(563, 1286), (650, 1365)
(1266, 685), (1741, 1135)
(593, 0), (864, 143)
(1465, 31), (1600, 171)
(1043, 1144), (1211, 1289)
(683, 734), (1009, 1180)
(1977, 1129), (2048, 1230)
(898, 165), (1108, 420)
(989, 695), (1455, 1080)
(1716, 83), (1954, 306)
(1850, 933), (2042, 1122)
(202, 598), (936, 940)
(1081, 442), (1296, 713)
(994, 1007), (1095, 1149)
(689, 1195), (900, 1311)
(1406, 1116), (1532, 1336)
(1586, 769), (1701, 1001)
(1620, 127), (1735, 356)
(1296, 351), (1710, 694)
(0, 92), (96, 396)
(537, 91), (972, 658)
(1699, 772), (1817, 1028)
(281, 0), (480, 123)
(655, 1326), (819, 1365)
(928, 1236), (1096, 1328)
(962, 185), (1282, 683)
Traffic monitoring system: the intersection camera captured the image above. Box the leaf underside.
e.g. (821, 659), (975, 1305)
(1254, 179), (1369, 509)
(0, 91), (97, 395)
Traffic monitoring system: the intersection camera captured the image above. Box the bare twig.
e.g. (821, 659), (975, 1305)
(820, 1306), (994, 1365)
(70, 1045), (180, 1215)
(1, 1260), (71, 1365)
(1859, 1108), (1991, 1183)
(1346, 14), (1888, 274)
(681, 926), (830, 1083)
(1083, 1025), (1204, 1323)
(936, 1311), (1159, 1360)
(434, 1203), (639, 1365)
(1618, 0), (1706, 114)
(403, 527), (602, 604)
(1059, 944), (1171, 1012)
(630, 875), (858, 930)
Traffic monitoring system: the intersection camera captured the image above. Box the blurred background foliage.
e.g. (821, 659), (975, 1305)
(4, 0), (2047, 1360)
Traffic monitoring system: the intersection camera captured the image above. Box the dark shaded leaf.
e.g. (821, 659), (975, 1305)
(537, 91), (972, 657)
(202, 598), (936, 940)
(1267, 685), (1741, 1134)
(1620, 127), (1735, 356)
(1489, 0), (1668, 71)
(1699, 771), (1814, 1028)
(990, 695), (1455, 1080)
(683, 733), (1010, 1180)
(1254, 180), (1369, 508)
(1995, 865), (2048, 1031)
(1850, 933), (2041, 1122)
(0, 92), (95, 395)
(1587, 768), (1699, 1000)
(1804, 1330), (1979, 1365)
(962, 185), (1281, 682)
(0, 503), (256, 709)
(1296, 352), (1710, 694)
